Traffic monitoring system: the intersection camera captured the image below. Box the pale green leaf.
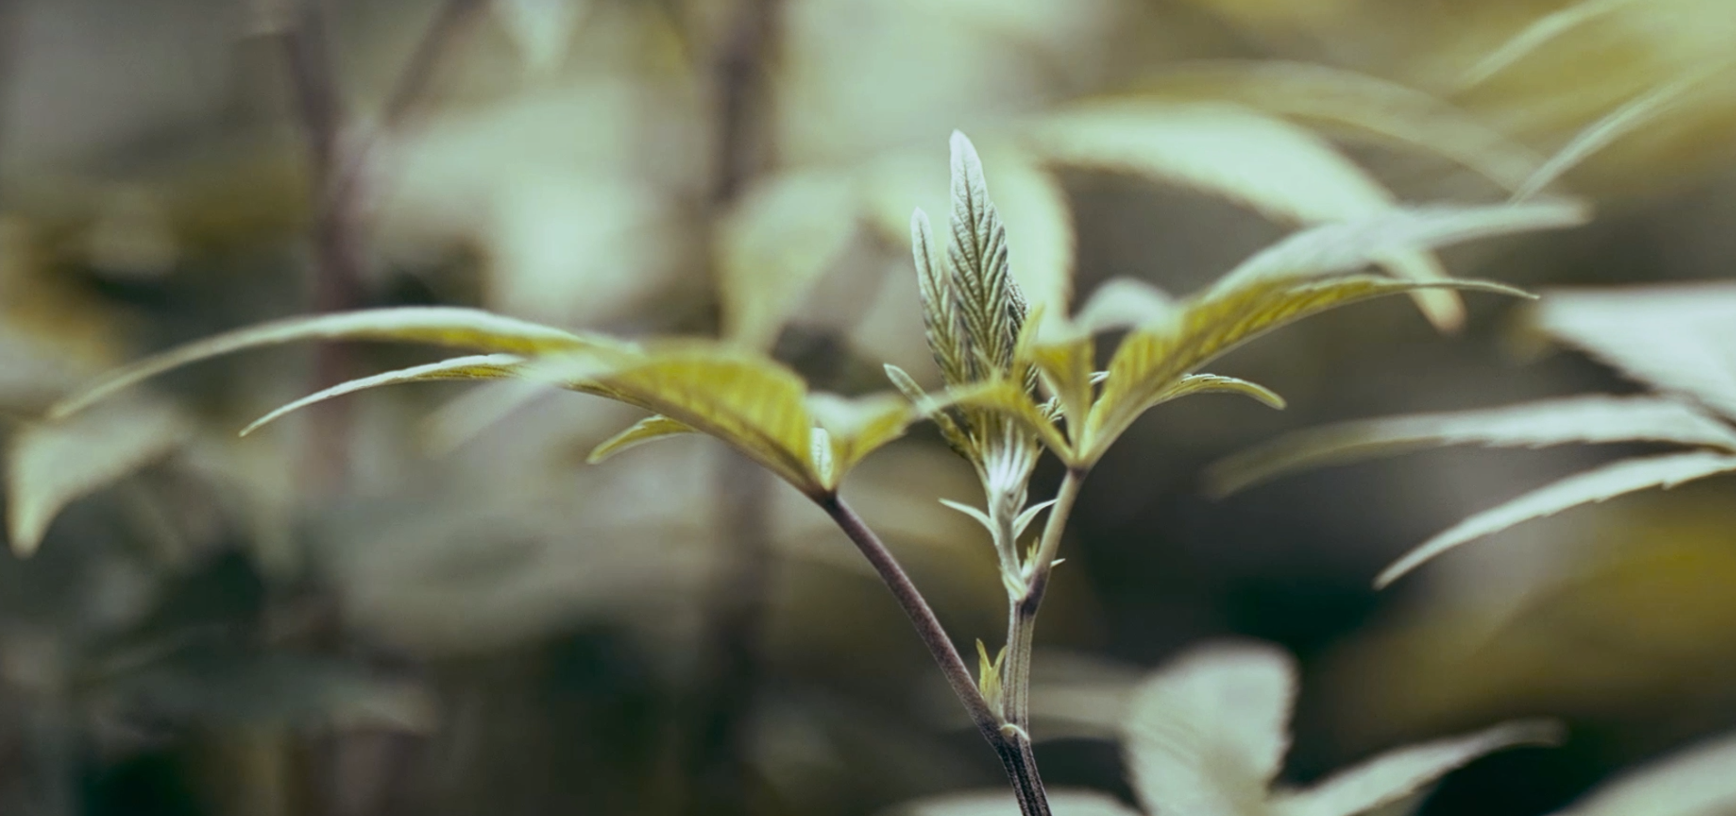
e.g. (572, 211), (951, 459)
(240, 354), (529, 437)
(1073, 278), (1179, 335)
(495, 0), (590, 76)
(587, 415), (695, 464)
(946, 131), (1022, 376)
(1460, 0), (1646, 89)
(980, 148), (1074, 334)
(939, 498), (996, 534)
(1275, 721), (1560, 816)
(1516, 68), (1719, 200)
(1207, 395), (1736, 497)
(807, 392), (919, 490)
(1133, 60), (1545, 192)
(1377, 451), (1736, 588)
(885, 362), (968, 449)
(1534, 283), (1736, 422)
(949, 379), (1073, 462)
(1026, 100), (1467, 329)
(1014, 498), (1057, 537)
(1153, 373), (1286, 411)
(50, 307), (611, 419)
(1550, 732), (1736, 816)
(1124, 642), (1297, 816)
(898, 789), (1140, 816)
(719, 167), (861, 349)
(7, 396), (191, 555)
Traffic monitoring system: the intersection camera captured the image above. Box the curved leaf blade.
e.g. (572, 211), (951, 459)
(587, 415), (695, 464)
(1276, 721), (1561, 816)
(982, 148), (1075, 335)
(1153, 373), (1286, 411)
(1552, 731), (1736, 816)
(240, 354), (529, 437)
(718, 167), (861, 349)
(1377, 451), (1736, 588)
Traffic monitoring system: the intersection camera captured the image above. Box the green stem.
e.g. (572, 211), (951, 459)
(1000, 466), (1088, 741)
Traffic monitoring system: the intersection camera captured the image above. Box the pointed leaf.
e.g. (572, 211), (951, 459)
(1534, 283), (1736, 422)
(940, 498), (996, 535)
(719, 166), (861, 349)
(240, 354), (529, 437)
(1030, 338), (1096, 441)
(1154, 373), (1286, 411)
(588, 415), (695, 463)
(1516, 68), (1718, 199)
(947, 131), (1021, 375)
(949, 379), (1073, 462)
(1207, 395), (1736, 496)
(50, 307), (611, 419)
(982, 148), (1074, 334)
(1460, 0), (1645, 88)
(807, 392), (919, 490)
(1377, 451), (1736, 588)
(1276, 721), (1560, 816)
(1073, 278), (1179, 335)
(899, 789), (1140, 816)
(7, 396), (191, 555)
(1124, 642), (1297, 816)
(1551, 731), (1736, 816)
(1133, 60), (1546, 192)
(1014, 498), (1058, 538)
(1027, 100), (1469, 329)
(914, 208), (970, 386)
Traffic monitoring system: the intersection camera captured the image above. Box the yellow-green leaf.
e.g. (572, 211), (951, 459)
(241, 354), (529, 437)
(950, 379), (1074, 463)
(718, 167), (861, 349)
(7, 396), (191, 555)
(1029, 338), (1095, 442)
(1152, 374), (1285, 411)
(807, 392), (920, 490)
(586, 415), (695, 464)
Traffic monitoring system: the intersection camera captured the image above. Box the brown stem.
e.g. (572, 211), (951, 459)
(818, 496), (1051, 816)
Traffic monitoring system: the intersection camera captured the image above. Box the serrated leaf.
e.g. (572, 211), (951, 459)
(980, 148), (1074, 334)
(719, 167), (861, 349)
(1026, 100), (1467, 329)
(50, 307), (614, 419)
(1207, 395), (1736, 496)
(1030, 338), (1095, 441)
(1378, 451), (1736, 588)
(946, 131), (1021, 377)
(1534, 283), (1736, 422)
(1133, 60), (1546, 192)
(1550, 731), (1736, 816)
(7, 396), (191, 555)
(1275, 721), (1560, 816)
(1123, 642), (1296, 816)
(240, 354), (530, 437)
(587, 415), (694, 463)
(898, 789), (1140, 816)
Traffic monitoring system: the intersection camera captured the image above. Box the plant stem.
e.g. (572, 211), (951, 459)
(818, 495), (1051, 816)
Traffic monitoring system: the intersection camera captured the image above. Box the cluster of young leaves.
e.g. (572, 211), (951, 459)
(1208, 282), (1736, 588)
(900, 641), (1557, 816)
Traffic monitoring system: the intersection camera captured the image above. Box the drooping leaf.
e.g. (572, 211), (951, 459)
(587, 414), (695, 463)
(1516, 68), (1720, 199)
(50, 307), (614, 419)
(1123, 642), (1296, 816)
(1029, 337), (1095, 443)
(1549, 731), (1736, 816)
(1377, 451), (1736, 588)
(1207, 395), (1736, 496)
(898, 789), (1139, 816)
(6, 396), (192, 555)
(240, 354), (530, 437)
(1533, 283), (1736, 422)
(1275, 721), (1561, 816)
(1026, 100), (1469, 328)
(718, 166), (862, 349)
(1459, 0), (1647, 89)
(1151, 374), (1286, 411)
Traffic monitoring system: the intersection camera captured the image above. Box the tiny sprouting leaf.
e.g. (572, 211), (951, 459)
(1377, 451), (1736, 588)
(7, 396), (191, 556)
(719, 167), (862, 349)
(1547, 731), (1736, 816)
(1071, 278), (1178, 336)
(1013, 498), (1057, 538)
(587, 415), (695, 463)
(1206, 395), (1736, 497)
(1274, 721), (1561, 816)
(940, 498), (996, 535)
(977, 639), (1006, 713)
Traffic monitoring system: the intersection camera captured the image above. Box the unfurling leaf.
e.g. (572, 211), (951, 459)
(1377, 451), (1736, 588)
(1124, 642), (1296, 816)
(977, 639), (1007, 713)
(1274, 721), (1561, 816)
(587, 415), (694, 463)
(946, 131), (1024, 380)
(7, 396), (191, 555)
(1548, 731), (1736, 816)
(1533, 283), (1736, 422)
(718, 167), (861, 349)
(1206, 395), (1736, 497)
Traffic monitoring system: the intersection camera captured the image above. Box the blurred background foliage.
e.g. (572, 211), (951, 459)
(0, 0), (1733, 814)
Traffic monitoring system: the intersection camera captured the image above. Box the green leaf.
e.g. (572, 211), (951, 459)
(1132, 60), (1546, 192)
(50, 307), (613, 419)
(240, 354), (529, 437)
(949, 379), (1073, 462)
(1534, 283), (1736, 422)
(718, 167), (861, 349)
(1026, 100), (1467, 329)
(898, 790), (1139, 816)
(981, 147), (1074, 335)
(1123, 643), (1296, 816)
(587, 415), (695, 463)
(1549, 731), (1736, 816)
(494, 0), (590, 76)
(1516, 68), (1720, 199)
(7, 396), (191, 555)
(1152, 374), (1286, 411)
(1460, 0), (1645, 89)
(1072, 278), (1178, 335)
(1378, 451), (1736, 588)
(1275, 721), (1561, 816)
(1207, 395), (1736, 497)
(946, 131), (1023, 377)
(807, 392), (920, 490)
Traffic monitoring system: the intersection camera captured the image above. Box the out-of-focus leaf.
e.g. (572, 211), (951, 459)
(1026, 100), (1465, 329)
(587, 414), (695, 463)
(494, 0), (590, 76)
(1274, 722), (1560, 816)
(1378, 451), (1736, 588)
(1549, 732), (1736, 816)
(1207, 395), (1736, 496)
(1133, 61), (1546, 192)
(1124, 642), (1295, 816)
(1534, 284), (1736, 422)
(719, 167), (862, 349)
(240, 354), (530, 437)
(49, 307), (617, 419)
(1516, 68), (1720, 199)
(6, 396), (191, 555)
(979, 148), (1074, 334)
(1072, 278), (1178, 335)
(1460, 0), (1647, 89)
(897, 789), (1139, 816)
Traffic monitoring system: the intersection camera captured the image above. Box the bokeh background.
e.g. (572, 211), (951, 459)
(1, 0), (1734, 814)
